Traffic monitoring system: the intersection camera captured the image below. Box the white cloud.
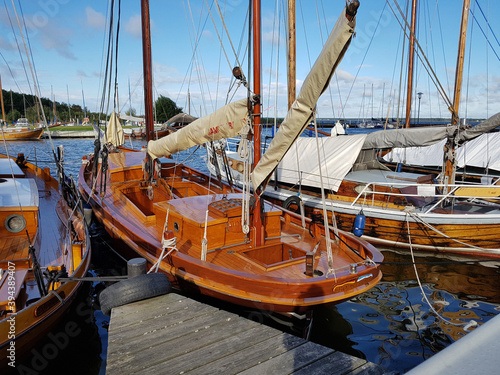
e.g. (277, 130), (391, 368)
(86, 7), (106, 29)
(125, 14), (142, 39)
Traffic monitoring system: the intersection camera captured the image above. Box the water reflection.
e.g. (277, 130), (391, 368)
(309, 249), (500, 373)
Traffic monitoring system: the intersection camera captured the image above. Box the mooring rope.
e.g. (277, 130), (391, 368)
(405, 214), (478, 332)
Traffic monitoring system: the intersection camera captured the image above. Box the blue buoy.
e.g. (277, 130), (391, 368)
(353, 213), (366, 237)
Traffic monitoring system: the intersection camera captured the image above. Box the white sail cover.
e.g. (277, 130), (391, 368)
(384, 132), (500, 172)
(147, 98), (249, 159)
(251, 8), (355, 193)
(277, 134), (367, 192)
(382, 112), (500, 171)
(120, 113), (145, 123)
(106, 111), (125, 146)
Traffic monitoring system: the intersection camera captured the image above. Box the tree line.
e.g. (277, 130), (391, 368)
(1, 90), (183, 125)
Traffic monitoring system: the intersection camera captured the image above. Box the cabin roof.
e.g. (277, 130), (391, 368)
(0, 178), (39, 208)
(0, 158), (25, 178)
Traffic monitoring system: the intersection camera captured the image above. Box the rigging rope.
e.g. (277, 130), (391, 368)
(149, 208), (178, 273)
(312, 115), (335, 277)
(405, 214), (478, 331)
(387, 0), (454, 116)
(239, 118), (252, 235)
(405, 206), (499, 253)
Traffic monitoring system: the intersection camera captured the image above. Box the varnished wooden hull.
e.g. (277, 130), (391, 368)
(206, 149), (500, 257)
(79, 149), (383, 313)
(0, 128), (44, 140)
(0, 155), (91, 366)
(264, 187), (500, 258)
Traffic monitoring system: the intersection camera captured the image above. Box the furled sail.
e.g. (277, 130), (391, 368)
(147, 98), (249, 159)
(362, 112), (500, 150)
(251, 7), (356, 193)
(106, 111), (125, 147)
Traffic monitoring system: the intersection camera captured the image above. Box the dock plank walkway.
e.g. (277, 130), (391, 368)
(107, 293), (391, 374)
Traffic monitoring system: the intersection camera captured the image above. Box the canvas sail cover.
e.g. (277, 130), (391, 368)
(384, 132), (500, 171)
(362, 112), (500, 150)
(382, 112), (500, 170)
(361, 126), (454, 150)
(106, 111), (125, 146)
(147, 98), (249, 159)
(277, 134), (367, 192)
(251, 8), (356, 193)
(119, 113), (145, 123)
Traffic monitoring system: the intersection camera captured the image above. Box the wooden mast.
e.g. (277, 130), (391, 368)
(288, 0), (296, 109)
(451, 0), (470, 125)
(442, 0), (471, 187)
(0, 74), (5, 124)
(252, 0), (263, 246)
(404, 0), (417, 128)
(141, 0), (154, 142)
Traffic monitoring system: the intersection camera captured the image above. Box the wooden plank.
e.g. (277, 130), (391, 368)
(454, 186), (500, 197)
(107, 308), (257, 373)
(183, 333), (306, 375)
(291, 351), (367, 375)
(107, 305), (233, 360)
(236, 340), (334, 375)
(349, 361), (391, 375)
(141, 324), (280, 375)
(109, 293), (201, 329)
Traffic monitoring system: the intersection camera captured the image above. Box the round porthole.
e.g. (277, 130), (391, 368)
(173, 221), (180, 232)
(5, 214), (26, 233)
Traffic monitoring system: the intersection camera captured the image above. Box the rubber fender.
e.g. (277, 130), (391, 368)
(283, 195), (302, 213)
(353, 213), (366, 237)
(99, 273), (171, 316)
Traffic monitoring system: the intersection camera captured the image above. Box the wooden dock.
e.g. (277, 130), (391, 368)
(106, 293), (391, 374)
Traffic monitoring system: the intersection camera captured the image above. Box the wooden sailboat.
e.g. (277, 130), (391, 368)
(79, 0), (382, 313)
(0, 152), (91, 365)
(0, 76), (45, 141)
(206, 0), (500, 257)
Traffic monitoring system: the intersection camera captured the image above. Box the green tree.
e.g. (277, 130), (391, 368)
(154, 96), (182, 123)
(126, 108), (137, 117)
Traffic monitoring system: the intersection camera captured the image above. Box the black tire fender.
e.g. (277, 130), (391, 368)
(283, 195), (302, 213)
(99, 273), (171, 316)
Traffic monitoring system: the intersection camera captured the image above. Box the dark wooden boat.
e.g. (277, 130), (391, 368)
(0, 153), (91, 365)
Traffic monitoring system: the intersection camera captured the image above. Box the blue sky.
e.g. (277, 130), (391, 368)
(1, 0), (499, 121)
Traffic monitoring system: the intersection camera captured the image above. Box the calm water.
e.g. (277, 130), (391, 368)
(2, 137), (499, 374)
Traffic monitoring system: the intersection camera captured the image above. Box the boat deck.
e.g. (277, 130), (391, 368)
(106, 292), (391, 375)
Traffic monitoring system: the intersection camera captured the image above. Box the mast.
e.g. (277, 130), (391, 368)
(405, 0), (417, 128)
(288, 0), (296, 109)
(0, 74), (5, 123)
(451, 0), (470, 125)
(252, 0), (263, 246)
(141, 0), (154, 141)
(442, 0), (471, 187)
